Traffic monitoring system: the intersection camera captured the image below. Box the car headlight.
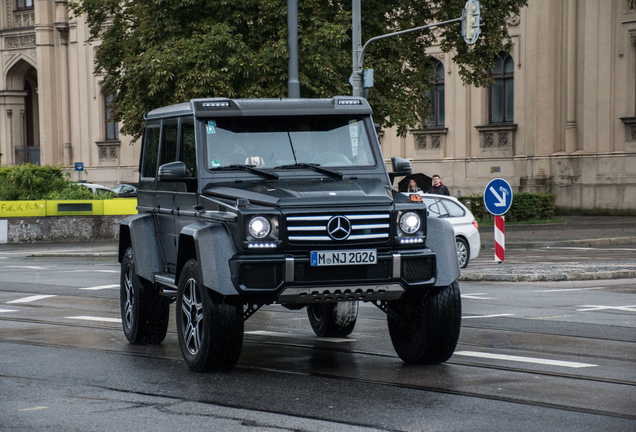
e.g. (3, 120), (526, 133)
(399, 212), (421, 234)
(249, 216), (271, 239)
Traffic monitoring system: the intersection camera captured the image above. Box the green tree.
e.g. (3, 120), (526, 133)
(70, 0), (527, 140)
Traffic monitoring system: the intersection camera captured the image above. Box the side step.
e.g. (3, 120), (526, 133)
(154, 273), (177, 297)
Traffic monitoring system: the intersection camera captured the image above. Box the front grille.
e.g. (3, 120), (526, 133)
(286, 213), (390, 244)
(402, 256), (435, 283)
(294, 260), (391, 283)
(240, 263), (284, 289)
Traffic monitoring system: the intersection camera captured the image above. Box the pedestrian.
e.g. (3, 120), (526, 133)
(407, 179), (421, 192)
(427, 174), (450, 196)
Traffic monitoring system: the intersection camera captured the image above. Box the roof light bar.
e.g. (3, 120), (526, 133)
(202, 102), (230, 107)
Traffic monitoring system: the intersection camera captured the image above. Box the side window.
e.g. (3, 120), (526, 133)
(443, 200), (466, 217)
(161, 119), (179, 166)
(181, 118), (197, 177)
(141, 126), (160, 178)
(423, 198), (448, 218)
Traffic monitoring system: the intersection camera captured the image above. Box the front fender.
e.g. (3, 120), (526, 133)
(426, 217), (460, 287)
(178, 222), (238, 296)
(119, 213), (164, 282)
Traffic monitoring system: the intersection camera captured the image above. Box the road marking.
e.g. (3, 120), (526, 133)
(58, 270), (119, 274)
(4, 265), (48, 270)
(245, 330), (355, 343)
(18, 407), (47, 412)
(66, 316), (122, 323)
(454, 351), (598, 368)
(462, 314), (514, 319)
(530, 315), (574, 320)
(80, 284), (119, 291)
(534, 287), (605, 293)
(7, 295), (56, 304)
(0, 309), (18, 313)
(461, 293), (495, 300)
(576, 305), (636, 312)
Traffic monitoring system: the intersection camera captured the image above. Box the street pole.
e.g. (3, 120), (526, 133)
(287, 0), (300, 98)
(351, 0), (363, 97)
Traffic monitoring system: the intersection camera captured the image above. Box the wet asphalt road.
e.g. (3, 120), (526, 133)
(0, 248), (635, 431)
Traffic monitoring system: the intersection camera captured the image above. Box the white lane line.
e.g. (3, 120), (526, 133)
(4, 266), (48, 270)
(245, 330), (354, 343)
(66, 316), (122, 323)
(58, 270), (119, 274)
(576, 305), (636, 312)
(0, 309), (18, 313)
(80, 284), (119, 291)
(7, 295), (56, 304)
(462, 314), (515, 319)
(534, 287), (605, 293)
(461, 293), (495, 300)
(454, 351), (598, 368)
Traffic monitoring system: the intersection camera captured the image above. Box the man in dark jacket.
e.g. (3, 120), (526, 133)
(427, 174), (450, 196)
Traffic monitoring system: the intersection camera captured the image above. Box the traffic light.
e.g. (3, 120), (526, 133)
(462, 0), (481, 45)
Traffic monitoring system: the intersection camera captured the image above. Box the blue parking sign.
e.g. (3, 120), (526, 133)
(483, 178), (512, 216)
(75, 162), (84, 172)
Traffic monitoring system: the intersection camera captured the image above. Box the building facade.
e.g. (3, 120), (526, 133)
(0, 0), (635, 213)
(0, 0), (138, 185)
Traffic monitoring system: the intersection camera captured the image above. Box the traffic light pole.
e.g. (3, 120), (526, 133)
(351, 0), (480, 97)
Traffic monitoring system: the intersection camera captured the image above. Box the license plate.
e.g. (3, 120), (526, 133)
(310, 249), (377, 266)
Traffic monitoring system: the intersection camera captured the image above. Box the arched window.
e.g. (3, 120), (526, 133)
(104, 93), (119, 141)
(426, 60), (445, 127)
(489, 53), (514, 123)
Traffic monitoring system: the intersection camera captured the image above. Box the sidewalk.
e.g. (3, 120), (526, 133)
(1, 215), (635, 281)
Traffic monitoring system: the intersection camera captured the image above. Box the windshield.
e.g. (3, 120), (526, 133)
(203, 115), (376, 171)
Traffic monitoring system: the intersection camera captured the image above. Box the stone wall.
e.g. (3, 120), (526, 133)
(0, 216), (124, 243)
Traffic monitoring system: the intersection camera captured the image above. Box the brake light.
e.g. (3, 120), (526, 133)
(472, 220), (479, 229)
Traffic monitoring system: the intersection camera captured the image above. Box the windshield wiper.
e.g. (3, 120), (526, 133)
(214, 164), (279, 179)
(275, 163), (343, 179)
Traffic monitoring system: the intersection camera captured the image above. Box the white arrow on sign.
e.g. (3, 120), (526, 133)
(489, 186), (508, 207)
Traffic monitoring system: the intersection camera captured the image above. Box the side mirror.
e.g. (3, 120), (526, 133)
(158, 161), (187, 182)
(389, 156), (412, 184)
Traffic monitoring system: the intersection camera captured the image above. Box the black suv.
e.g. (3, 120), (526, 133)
(119, 97), (461, 372)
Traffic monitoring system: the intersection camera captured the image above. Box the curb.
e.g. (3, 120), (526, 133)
(459, 269), (636, 282)
(480, 236), (636, 250)
(29, 252), (118, 258)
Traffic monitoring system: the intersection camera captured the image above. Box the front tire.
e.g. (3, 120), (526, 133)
(176, 259), (244, 372)
(120, 247), (169, 344)
(456, 237), (469, 269)
(387, 281), (461, 364)
(307, 301), (358, 337)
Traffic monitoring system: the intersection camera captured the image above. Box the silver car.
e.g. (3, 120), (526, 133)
(405, 193), (481, 268)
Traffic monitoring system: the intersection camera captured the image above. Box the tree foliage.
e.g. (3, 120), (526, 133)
(70, 0), (527, 140)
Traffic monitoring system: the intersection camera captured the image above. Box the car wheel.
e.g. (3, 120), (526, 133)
(387, 280), (461, 364)
(307, 301), (358, 337)
(455, 237), (469, 269)
(176, 259), (244, 372)
(120, 247), (169, 344)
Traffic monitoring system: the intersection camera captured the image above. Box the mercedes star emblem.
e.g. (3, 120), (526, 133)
(327, 215), (351, 240)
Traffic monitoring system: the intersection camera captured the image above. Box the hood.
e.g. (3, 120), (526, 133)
(203, 177), (393, 208)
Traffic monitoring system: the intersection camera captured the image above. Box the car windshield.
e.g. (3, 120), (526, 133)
(203, 115), (375, 171)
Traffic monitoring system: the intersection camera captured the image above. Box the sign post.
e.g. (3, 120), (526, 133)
(483, 178), (513, 262)
(75, 162), (84, 182)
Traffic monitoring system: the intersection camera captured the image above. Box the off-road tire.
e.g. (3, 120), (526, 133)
(120, 247), (169, 344)
(176, 259), (244, 372)
(307, 301), (358, 337)
(387, 280), (461, 364)
(456, 237), (469, 269)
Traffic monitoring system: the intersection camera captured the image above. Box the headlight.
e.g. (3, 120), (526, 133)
(399, 212), (421, 234)
(249, 216), (271, 239)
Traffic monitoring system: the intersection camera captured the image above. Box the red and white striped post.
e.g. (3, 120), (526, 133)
(494, 215), (505, 262)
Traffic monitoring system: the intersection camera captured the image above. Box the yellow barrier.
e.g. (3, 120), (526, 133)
(0, 199), (137, 217)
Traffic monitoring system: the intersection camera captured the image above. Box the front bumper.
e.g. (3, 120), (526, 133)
(229, 249), (436, 302)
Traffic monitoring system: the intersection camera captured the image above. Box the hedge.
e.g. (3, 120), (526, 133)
(0, 164), (115, 200)
(458, 193), (556, 222)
